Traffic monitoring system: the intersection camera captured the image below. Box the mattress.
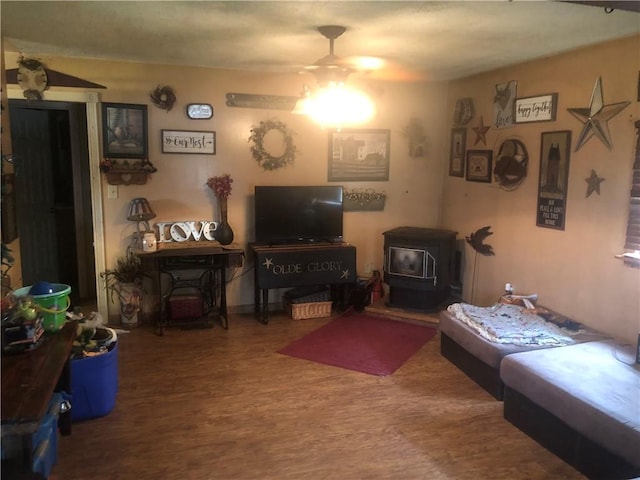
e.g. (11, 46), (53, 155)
(500, 340), (640, 469)
(440, 303), (605, 370)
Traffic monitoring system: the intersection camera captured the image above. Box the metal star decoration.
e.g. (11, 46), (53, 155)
(472, 116), (490, 146)
(567, 76), (630, 152)
(585, 169), (605, 197)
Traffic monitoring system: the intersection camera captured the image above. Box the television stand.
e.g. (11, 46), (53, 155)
(249, 242), (357, 324)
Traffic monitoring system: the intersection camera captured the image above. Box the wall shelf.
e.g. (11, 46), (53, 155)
(105, 170), (150, 185)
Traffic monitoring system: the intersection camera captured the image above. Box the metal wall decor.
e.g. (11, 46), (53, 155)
(465, 226), (495, 256)
(585, 169), (605, 197)
(493, 138), (528, 190)
(536, 130), (572, 230)
(493, 80), (517, 129)
(453, 97), (475, 126)
(227, 93), (299, 111)
(16, 56), (48, 100)
(567, 76), (630, 151)
(472, 116), (490, 146)
(401, 117), (426, 158)
(449, 128), (467, 177)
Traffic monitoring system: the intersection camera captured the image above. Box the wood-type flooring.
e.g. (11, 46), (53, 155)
(52, 310), (585, 480)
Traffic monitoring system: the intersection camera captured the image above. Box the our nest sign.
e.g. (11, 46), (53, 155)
(156, 220), (222, 243)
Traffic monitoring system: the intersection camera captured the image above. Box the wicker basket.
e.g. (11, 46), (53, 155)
(285, 300), (332, 320)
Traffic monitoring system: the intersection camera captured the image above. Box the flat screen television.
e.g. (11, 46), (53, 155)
(254, 185), (344, 244)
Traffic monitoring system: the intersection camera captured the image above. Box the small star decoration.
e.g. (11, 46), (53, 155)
(585, 169), (605, 197)
(472, 116), (490, 146)
(567, 76), (630, 152)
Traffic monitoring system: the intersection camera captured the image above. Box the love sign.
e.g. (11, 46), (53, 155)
(155, 221), (221, 243)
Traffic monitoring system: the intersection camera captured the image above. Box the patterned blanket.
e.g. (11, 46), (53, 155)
(447, 302), (582, 346)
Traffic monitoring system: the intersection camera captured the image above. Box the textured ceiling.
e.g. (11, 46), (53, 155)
(1, 1), (639, 82)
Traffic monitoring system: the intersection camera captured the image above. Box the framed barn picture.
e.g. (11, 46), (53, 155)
(328, 129), (390, 182)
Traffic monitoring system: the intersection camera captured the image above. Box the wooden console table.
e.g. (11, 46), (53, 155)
(139, 245), (244, 335)
(1, 321), (77, 473)
(250, 243), (357, 324)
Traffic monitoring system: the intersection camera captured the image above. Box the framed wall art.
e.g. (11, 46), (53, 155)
(465, 150), (493, 183)
(102, 103), (148, 159)
(161, 129), (216, 154)
(449, 127), (466, 177)
(328, 129), (390, 182)
(536, 130), (572, 230)
(515, 93), (558, 124)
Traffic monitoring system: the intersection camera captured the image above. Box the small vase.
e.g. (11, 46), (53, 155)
(216, 196), (234, 245)
(119, 282), (141, 327)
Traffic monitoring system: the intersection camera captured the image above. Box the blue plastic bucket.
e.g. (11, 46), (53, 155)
(13, 283), (71, 332)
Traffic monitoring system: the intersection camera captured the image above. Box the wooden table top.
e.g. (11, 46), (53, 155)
(1, 321), (77, 432)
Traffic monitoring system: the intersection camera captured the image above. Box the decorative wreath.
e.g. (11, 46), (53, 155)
(149, 85), (176, 111)
(248, 119), (296, 171)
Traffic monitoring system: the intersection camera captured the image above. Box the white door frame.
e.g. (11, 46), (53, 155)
(8, 87), (108, 318)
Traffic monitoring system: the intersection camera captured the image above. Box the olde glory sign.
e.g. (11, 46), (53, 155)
(155, 221), (221, 243)
(254, 244), (357, 289)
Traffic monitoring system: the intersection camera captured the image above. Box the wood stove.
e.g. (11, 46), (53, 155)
(383, 227), (457, 311)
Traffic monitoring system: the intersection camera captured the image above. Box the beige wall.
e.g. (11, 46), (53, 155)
(5, 35), (638, 342)
(442, 35), (640, 342)
(3, 50), (448, 313)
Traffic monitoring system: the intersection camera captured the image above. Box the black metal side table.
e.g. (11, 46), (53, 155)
(139, 245), (244, 335)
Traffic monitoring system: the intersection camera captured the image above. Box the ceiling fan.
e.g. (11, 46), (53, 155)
(303, 25), (384, 85)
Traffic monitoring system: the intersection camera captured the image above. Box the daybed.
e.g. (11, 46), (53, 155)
(440, 302), (605, 399)
(440, 302), (640, 479)
(501, 340), (640, 480)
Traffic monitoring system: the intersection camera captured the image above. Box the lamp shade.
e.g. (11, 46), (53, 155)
(127, 197), (156, 222)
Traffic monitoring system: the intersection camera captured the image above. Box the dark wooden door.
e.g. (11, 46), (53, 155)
(9, 101), (95, 301)
(10, 106), (59, 285)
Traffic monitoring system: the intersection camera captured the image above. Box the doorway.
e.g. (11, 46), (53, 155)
(9, 99), (96, 304)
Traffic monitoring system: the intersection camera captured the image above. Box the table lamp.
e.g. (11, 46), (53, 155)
(127, 197), (156, 235)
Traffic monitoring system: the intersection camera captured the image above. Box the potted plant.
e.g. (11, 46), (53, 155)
(100, 248), (147, 327)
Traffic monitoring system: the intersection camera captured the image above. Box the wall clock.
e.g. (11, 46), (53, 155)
(186, 103), (213, 119)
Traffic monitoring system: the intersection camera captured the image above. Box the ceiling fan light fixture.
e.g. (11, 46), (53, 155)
(295, 83), (375, 129)
(294, 25), (375, 128)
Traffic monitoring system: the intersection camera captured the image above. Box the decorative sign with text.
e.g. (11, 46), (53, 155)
(536, 130), (572, 230)
(515, 94), (558, 124)
(254, 245), (357, 289)
(161, 130), (216, 154)
(155, 221), (220, 243)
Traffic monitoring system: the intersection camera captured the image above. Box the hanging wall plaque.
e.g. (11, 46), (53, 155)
(493, 80), (517, 129)
(536, 131), (572, 230)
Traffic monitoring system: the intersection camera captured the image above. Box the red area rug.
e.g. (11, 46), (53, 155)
(278, 312), (437, 376)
